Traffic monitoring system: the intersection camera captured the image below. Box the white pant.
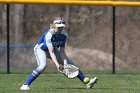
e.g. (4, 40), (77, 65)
(34, 44), (76, 72)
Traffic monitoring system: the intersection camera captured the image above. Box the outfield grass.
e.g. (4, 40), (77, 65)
(0, 74), (140, 93)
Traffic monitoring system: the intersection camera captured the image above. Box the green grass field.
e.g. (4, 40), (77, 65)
(0, 74), (140, 93)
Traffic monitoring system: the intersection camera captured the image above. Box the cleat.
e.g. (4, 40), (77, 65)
(20, 84), (30, 90)
(86, 77), (98, 89)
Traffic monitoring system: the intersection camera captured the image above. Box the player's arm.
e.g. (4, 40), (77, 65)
(48, 46), (63, 72)
(45, 34), (63, 73)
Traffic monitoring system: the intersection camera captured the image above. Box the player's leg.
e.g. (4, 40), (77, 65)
(26, 47), (47, 85)
(20, 44), (47, 90)
(65, 57), (87, 83)
(66, 57), (98, 88)
(54, 49), (98, 88)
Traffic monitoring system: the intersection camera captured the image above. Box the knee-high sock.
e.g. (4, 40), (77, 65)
(25, 69), (40, 86)
(77, 71), (85, 83)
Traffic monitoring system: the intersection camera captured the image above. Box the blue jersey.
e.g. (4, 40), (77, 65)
(38, 29), (68, 51)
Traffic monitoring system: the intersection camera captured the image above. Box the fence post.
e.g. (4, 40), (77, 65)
(7, 4), (10, 74)
(112, 6), (116, 74)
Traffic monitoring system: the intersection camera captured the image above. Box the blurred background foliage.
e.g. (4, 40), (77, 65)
(0, 4), (140, 74)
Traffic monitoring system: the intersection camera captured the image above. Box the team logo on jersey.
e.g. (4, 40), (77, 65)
(52, 41), (63, 47)
(51, 34), (66, 48)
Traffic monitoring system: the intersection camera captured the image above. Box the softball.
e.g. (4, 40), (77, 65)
(84, 77), (90, 84)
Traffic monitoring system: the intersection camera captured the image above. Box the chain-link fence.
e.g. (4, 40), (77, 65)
(0, 4), (140, 74)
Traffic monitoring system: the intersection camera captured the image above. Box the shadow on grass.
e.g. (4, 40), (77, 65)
(56, 87), (86, 89)
(55, 87), (112, 90)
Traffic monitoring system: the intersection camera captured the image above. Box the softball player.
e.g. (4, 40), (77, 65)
(20, 17), (98, 90)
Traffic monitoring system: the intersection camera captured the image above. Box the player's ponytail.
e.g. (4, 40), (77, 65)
(50, 23), (55, 29)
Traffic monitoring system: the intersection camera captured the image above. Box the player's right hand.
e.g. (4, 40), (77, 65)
(57, 64), (64, 73)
